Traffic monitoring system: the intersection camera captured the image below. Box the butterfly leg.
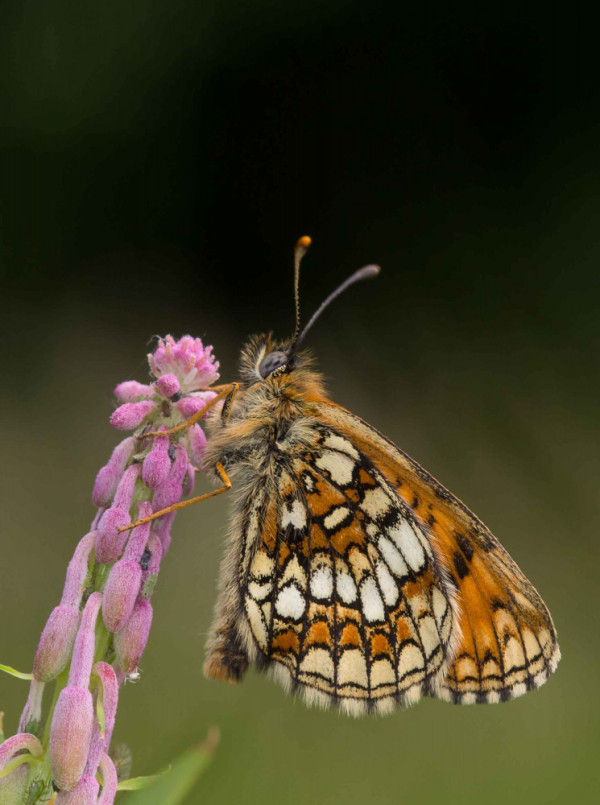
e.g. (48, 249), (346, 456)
(220, 382), (239, 424)
(117, 462), (232, 532)
(144, 383), (238, 438)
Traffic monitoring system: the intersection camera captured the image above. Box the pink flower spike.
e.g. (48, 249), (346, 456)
(98, 753), (118, 805)
(55, 775), (99, 804)
(69, 592), (102, 690)
(33, 606), (80, 682)
(61, 531), (96, 610)
(110, 400), (156, 431)
(187, 423), (207, 468)
(142, 429), (171, 489)
(114, 597), (153, 674)
(175, 390), (217, 420)
(113, 380), (154, 402)
(49, 687), (94, 791)
(18, 678), (45, 733)
(156, 372), (180, 398)
(148, 334), (219, 393)
(95, 464), (142, 563)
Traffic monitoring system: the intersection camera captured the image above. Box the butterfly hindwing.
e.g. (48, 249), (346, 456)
(317, 402), (560, 704)
(240, 427), (459, 715)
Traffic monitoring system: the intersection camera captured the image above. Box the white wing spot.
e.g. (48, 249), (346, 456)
(388, 520), (426, 572)
(323, 432), (359, 459)
(275, 585), (306, 620)
(336, 562), (358, 603)
(376, 561), (399, 606)
(323, 505), (350, 531)
(248, 580), (272, 601)
(361, 487), (392, 520)
(378, 536), (409, 578)
(311, 567), (334, 600)
(281, 500), (307, 530)
(360, 577), (385, 623)
(315, 450), (355, 486)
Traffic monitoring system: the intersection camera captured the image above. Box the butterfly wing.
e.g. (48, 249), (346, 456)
(238, 427), (460, 715)
(317, 402), (560, 704)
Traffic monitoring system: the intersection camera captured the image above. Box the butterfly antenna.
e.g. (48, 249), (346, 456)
(292, 263), (381, 351)
(290, 235), (312, 350)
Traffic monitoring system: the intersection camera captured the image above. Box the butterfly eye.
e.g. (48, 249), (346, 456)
(258, 350), (288, 378)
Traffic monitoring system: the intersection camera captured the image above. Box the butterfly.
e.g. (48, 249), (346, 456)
(197, 237), (559, 715)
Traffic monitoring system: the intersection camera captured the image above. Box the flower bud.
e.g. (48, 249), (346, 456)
(82, 662), (119, 785)
(110, 400), (155, 430)
(69, 592), (102, 690)
(114, 597), (153, 674)
(0, 732), (43, 767)
(33, 606), (80, 682)
(102, 502), (151, 633)
(49, 594), (101, 791)
(92, 436), (136, 507)
(142, 430), (171, 489)
(56, 775), (99, 804)
(175, 390), (216, 420)
(155, 373), (180, 397)
(187, 423), (207, 467)
(61, 531), (96, 609)
(49, 687), (94, 791)
(102, 560), (142, 633)
(18, 678), (45, 734)
(95, 464), (141, 563)
(98, 753), (118, 805)
(152, 444), (188, 510)
(0, 734), (41, 800)
(114, 380), (154, 402)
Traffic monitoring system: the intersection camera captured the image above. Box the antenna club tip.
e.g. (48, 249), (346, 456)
(358, 264), (381, 279)
(297, 235), (312, 249)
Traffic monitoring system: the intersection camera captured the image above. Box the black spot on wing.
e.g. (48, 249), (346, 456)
(453, 551), (470, 579)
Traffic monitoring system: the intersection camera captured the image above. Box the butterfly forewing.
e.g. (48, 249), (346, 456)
(240, 427), (459, 714)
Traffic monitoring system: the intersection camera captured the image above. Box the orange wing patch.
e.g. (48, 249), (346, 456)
(241, 433), (458, 715)
(319, 403), (560, 704)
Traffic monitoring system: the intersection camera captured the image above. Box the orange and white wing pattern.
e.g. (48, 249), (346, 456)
(239, 428), (460, 715)
(319, 403), (560, 705)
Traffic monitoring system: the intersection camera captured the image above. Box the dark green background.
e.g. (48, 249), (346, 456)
(1, 3), (598, 803)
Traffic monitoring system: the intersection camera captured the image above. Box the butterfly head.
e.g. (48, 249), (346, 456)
(240, 237), (380, 388)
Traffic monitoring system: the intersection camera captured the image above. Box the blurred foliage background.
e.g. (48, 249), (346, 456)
(1, 2), (599, 803)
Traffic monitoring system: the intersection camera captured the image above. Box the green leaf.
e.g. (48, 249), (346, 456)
(121, 728), (219, 805)
(116, 766), (172, 790)
(0, 663), (33, 680)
